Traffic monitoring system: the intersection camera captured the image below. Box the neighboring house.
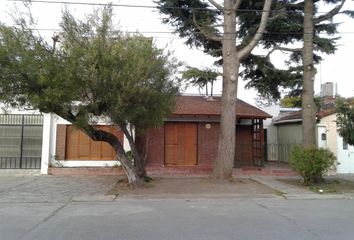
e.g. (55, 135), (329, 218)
(261, 82), (354, 173)
(140, 96), (271, 170)
(262, 105), (301, 161)
(272, 106), (354, 173)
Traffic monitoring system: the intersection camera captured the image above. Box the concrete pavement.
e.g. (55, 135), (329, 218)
(0, 171), (353, 202)
(1, 199), (354, 240)
(1, 171), (354, 240)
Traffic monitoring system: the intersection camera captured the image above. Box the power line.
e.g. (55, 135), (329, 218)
(26, 28), (354, 36)
(6, 0), (348, 14)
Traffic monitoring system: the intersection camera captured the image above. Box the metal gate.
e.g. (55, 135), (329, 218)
(0, 114), (43, 169)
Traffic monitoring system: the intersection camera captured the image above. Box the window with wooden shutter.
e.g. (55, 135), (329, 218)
(164, 123), (197, 166)
(65, 125), (123, 160)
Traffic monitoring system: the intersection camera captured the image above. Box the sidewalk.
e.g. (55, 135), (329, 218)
(253, 176), (354, 200)
(0, 170), (353, 202)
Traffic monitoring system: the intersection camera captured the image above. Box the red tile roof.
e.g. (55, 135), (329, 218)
(172, 96), (271, 119)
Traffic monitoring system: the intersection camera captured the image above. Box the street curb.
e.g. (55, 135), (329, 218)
(72, 195), (116, 202)
(113, 193), (281, 200)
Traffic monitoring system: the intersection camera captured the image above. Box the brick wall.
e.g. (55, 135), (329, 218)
(197, 122), (219, 166)
(144, 122), (257, 168)
(145, 127), (165, 167)
(144, 122), (220, 167)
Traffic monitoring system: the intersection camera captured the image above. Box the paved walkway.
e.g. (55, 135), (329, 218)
(0, 173), (117, 202)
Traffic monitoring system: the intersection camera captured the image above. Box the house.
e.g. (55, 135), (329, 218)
(37, 95), (271, 174)
(261, 105), (301, 162)
(1, 96), (272, 174)
(271, 103), (354, 174)
(141, 95), (271, 171)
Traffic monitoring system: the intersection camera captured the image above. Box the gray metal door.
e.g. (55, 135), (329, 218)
(0, 114), (43, 169)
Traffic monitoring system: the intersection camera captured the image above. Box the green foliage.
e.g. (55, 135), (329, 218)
(155, 0), (221, 56)
(280, 96), (302, 108)
(289, 145), (336, 185)
(155, 0), (352, 100)
(182, 67), (219, 96)
(0, 5), (180, 133)
(280, 95), (321, 108)
(336, 98), (354, 145)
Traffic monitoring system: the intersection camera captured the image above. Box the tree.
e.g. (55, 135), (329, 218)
(280, 95), (321, 109)
(156, 0), (272, 180)
(182, 67), (219, 97)
(336, 98), (354, 145)
(280, 96), (302, 108)
(0, 6), (179, 186)
(244, 0), (353, 147)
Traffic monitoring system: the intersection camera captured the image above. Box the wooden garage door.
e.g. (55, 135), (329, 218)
(165, 123), (197, 166)
(65, 125), (123, 160)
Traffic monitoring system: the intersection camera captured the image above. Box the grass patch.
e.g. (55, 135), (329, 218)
(279, 178), (354, 194)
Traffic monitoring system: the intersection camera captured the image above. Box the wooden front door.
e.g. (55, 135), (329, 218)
(235, 125), (253, 167)
(164, 123), (197, 166)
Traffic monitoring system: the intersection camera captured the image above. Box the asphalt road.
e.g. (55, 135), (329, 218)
(1, 198), (354, 240)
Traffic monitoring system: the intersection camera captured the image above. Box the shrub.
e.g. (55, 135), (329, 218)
(289, 145), (336, 185)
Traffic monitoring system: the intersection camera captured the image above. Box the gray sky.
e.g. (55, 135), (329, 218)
(1, 0), (353, 105)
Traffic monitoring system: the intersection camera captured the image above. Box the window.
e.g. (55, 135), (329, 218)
(65, 125), (123, 160)
(321, 133), (327, 141)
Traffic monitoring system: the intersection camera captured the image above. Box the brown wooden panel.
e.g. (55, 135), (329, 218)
(164, 123), (197, 166)
(165, 145), (178, 165)
(185, 145), (197, 165)
(78, 131), (90, 159)
(66, 126), (79, 160)
(91, 140), (101, 158)
(55, 124), (67, 160)
(235, 125), (253, 167)
(184, 123), (197, 165)
(65, 125), (120, 160)
(101, 142), (114, 159)
(165, 123), (177, 145)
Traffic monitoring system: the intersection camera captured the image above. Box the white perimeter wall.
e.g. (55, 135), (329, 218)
(40, 113), (130, 174)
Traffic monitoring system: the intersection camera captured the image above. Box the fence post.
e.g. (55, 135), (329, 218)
(41, 113), (52, 174)
(19, 115), (25, 168)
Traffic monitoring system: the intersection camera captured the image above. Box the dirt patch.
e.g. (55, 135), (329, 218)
(278, 178), (354, 194)
(107, 177), (277, 198)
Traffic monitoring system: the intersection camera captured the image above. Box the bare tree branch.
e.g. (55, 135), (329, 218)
(266, 46), (302, 58)
(207, 0), (224, 11)
(238, 0), (272, 60)
(315, 0), (345, 24)
(234, 0), (242, 11)
(267, 7), (286, 22)
(278, 46), (302, 52)
(192, 12), (222, 42)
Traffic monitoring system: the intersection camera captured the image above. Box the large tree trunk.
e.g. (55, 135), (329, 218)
(113, 141), (144, 187)
(212, 1), (238, 180)
(120, 125), (147, 178)
(82, 125), (144, 187)
(211, 0), (272, 180)
(302, 0), (317, 147)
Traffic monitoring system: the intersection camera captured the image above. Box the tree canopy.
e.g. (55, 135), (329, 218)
(336, 98), (354, 146)
(0, 6), (180, 185)
(156, 0), (353, 100)
(182, 67), (219, 97)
